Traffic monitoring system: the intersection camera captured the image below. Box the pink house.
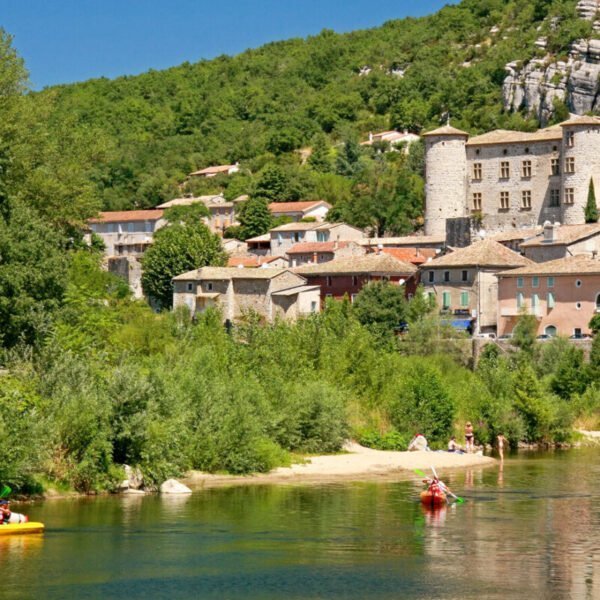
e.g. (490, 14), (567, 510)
(497, 256), (600, 338)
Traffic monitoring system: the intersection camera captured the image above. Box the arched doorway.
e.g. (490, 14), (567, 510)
(545, 325), (557, 337)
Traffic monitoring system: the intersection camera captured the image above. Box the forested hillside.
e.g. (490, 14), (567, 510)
(14, 0), (594, 227)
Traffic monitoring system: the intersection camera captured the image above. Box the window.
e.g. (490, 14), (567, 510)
(547, 277), (554, 288)
(517, 292), (524, 308)
(564, 188), (575, 204)
(500, 161), (510, 178)
(326, 276), (332, 287)
(521, 190), (532, 210)
(551, 158), (560, 176)
(522, 160), (532, 178)
(517, 277), (524, 289)
(186, 283), (193, 292)
(352, 276), (358, 286)
(547, 292), (555, 309)
(576, 302), (582, 310)
(350, 294), (357, 304)
(532, 276), (539, 288)
(500, 191), (510, 210)
(461, 270), (468, 282)
(574, 328), (582, 337)
(597, 293), (600, 312)
(565, 157), (575, 174)
(460, 291), (469, 307)
(473, 162), (482, 180)
(549, 189), (560, 207)
(531, 293), (539, 309)
(428, 271), (434, 283)
(207, 282), (213, 291)
(443, 271), (450, 282)
(545, 325), (557, 337)
(575, 279), (582, 288)
(316, 231), (327, 242)
(310, 301), (318, 313)
(442, 291), (451, 309)
(566, 131), (575, 147)
(472, 192), (482, 211)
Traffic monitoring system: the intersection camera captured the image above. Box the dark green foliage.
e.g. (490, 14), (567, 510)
(550, 345), (589, 399)
(164, 202), (209, 225)
(353, 281), (408, 334)
(141, 221), (225, 309)
(585, 178), (598, 223)
(357, 429), (408, 451)
(513, 310), (539, 357)
(236, 197), (273, 240)
(308, 133), (333, 173)
(590, 314), (600, 335)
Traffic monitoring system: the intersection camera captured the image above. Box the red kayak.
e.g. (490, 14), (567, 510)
(420, 483), (447, 507)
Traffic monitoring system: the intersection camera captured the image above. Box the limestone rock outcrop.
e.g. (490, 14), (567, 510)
(159, 479), (192, 494)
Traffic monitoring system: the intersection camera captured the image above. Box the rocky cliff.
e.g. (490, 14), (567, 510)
(503, 0), (600, 124)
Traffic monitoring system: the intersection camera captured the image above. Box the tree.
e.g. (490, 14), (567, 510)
(335, 139), (362, 177)
(253, 165), (288, 201)
(141, 221), (225, 309)
(164, 202), (209, 225)
(353, 281), (408, 336)
(589, 314), (600, 335)
(308, 133), (332, 173)
(236, 197), (273, 241)
(585, 178), (598, 223)
(550, 345), (588, 400)
(512, 310), (538, 357)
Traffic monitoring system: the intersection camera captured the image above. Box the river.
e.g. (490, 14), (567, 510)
(2, 449), (599, 599)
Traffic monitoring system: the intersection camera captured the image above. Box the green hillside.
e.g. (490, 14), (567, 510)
(11, 0), (592, 229)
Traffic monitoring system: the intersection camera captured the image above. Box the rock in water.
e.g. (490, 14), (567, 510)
(160, 479), (192, 494)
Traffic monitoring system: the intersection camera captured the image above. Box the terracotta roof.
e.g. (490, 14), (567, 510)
(424, 240), (533, 269)
(174, 267), (299, 281)
(560, 114), (600, 127)
(89, 210), (164, 224)
(189, 164), (238, 176)
(358, 235), (446, 247)
(497, 255), (600, 277)
(268, 201), (331, 213)
(520, 223), (600, 247)
(227, 255), (284, 267)
(294, 254), (417, 276)
(246, 233), (271, 243)
(287, 241), (350, 254)
(487, 227), (543, 243)
(467, 125), (562, 146)
(422, 125), (469, 137)
(378, 247), (438, 265)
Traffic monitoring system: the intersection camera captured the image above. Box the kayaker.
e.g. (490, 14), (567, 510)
(408, 433), (429, 452)
(0, 500), (11, 525)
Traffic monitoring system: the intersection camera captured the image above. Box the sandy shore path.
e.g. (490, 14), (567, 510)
(184, 442), (496, 489)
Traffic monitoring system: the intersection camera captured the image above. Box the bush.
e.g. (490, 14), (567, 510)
(356, 429), (408, 451)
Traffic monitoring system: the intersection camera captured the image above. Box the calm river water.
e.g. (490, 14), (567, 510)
(2, 449), (599, 599)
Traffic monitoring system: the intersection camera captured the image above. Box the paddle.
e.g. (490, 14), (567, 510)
(431, 466), (465, 504)
(0, 485), (11, 499)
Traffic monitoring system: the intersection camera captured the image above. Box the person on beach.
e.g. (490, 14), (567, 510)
(464, 422), (474, 453)
(408, 433), (429, 451)
(447, 436), (464, 453)
(497, 433), (507, 461)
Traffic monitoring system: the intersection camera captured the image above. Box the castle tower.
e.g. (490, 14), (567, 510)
(423, 125), (469, 236)
(560, 115), (600, 225)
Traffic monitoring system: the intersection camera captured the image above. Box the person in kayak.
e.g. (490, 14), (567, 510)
(0, 500), (28, 524)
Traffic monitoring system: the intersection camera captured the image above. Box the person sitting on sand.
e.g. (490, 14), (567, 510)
(447, 436), (464, 453)
(408, 433), (429, 452)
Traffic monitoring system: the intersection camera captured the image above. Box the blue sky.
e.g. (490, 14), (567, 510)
(3, 1), (455, 89)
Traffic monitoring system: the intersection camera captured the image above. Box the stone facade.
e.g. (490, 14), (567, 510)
(424, 117), (600, 237)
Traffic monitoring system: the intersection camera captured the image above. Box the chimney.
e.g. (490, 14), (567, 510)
(543, 221), (555, 243)
(376, 244), (383, 256)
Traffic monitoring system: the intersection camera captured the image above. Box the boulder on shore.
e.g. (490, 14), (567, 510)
(160, 479), (192, 495)
(124, 465), (144, 490)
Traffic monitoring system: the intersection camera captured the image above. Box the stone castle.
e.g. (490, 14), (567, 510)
(423, 115), (600, 237)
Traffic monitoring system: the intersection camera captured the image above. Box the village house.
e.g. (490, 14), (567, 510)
(222, 238), (248, 255)
(188, 163), (240, 178)
(157, 195), (243, 234)
(268, 200), (331, 222)
(294, 253), (418, 304)
(487, 227), (543, 253)
(496, 255), (600, 337)
(269, 222), (365, 255)
(245, 233), (271, 255)
(420, 239), (533, 335)
(286, 241), (365, 267)
(172, 267), (320, 322)
(361, 130), (420, 150)
(519, 222), (600, 262)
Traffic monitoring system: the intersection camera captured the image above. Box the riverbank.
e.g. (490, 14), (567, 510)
(184, 442), (496, 489)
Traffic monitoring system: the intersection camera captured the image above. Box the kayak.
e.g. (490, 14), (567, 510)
(420, 488), (447, 508)
(0, 522), (45, 536)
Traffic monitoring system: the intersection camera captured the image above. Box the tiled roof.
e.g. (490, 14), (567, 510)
(294, 253), (417, 276)
(487, 227), (543, 242)
(520, 223), (600, 247)
(467, 125), (562, 146)
(358, 235), (446, 247)
(378, 247), (438, 264)
(173, 267), (295, 281)
(268, 201), (331, 213)
(189, 164), (237, 176)
(422, 125), (469, 137)
(227, 255), (284, 267)
(286, 241), (350, 254)
(424, 240), (533, 269)
(271, 221), (322, 232)
(246, 233), (271, 243)
(560, 114), (600, 127)
(497, 255), (600, 276)
(89, 210), (164, 223)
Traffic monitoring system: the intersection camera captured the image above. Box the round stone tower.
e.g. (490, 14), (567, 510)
(560, 115), (600, 225)
(423, 125), (469, 237)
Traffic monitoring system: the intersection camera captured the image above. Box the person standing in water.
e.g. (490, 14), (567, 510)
(497, 433), (507, 462)
(464, 422), (474, 453)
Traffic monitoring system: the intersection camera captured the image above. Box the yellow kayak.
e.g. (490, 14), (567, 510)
(0, 522), (44, 536)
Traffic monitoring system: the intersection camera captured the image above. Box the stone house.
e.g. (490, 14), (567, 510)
(268, 201), (331, 222)
(269, 222), (365, 255)
(245, 233), (271, 255)
(157, 195), (241, 234)
(361, 130), (420, 150)
(487, 227), (543, 253)
(423, 115), (600, 236)
(286, 241), (365, 267)
(519, 222), (600, 262)
(420, 239), (533, 335)
(496, 255), (600, 337)
(294, 253), (418, 304)
(172, 267), (320, 322)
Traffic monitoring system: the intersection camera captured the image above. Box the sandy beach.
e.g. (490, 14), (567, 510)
(185, 442), (497, 489)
